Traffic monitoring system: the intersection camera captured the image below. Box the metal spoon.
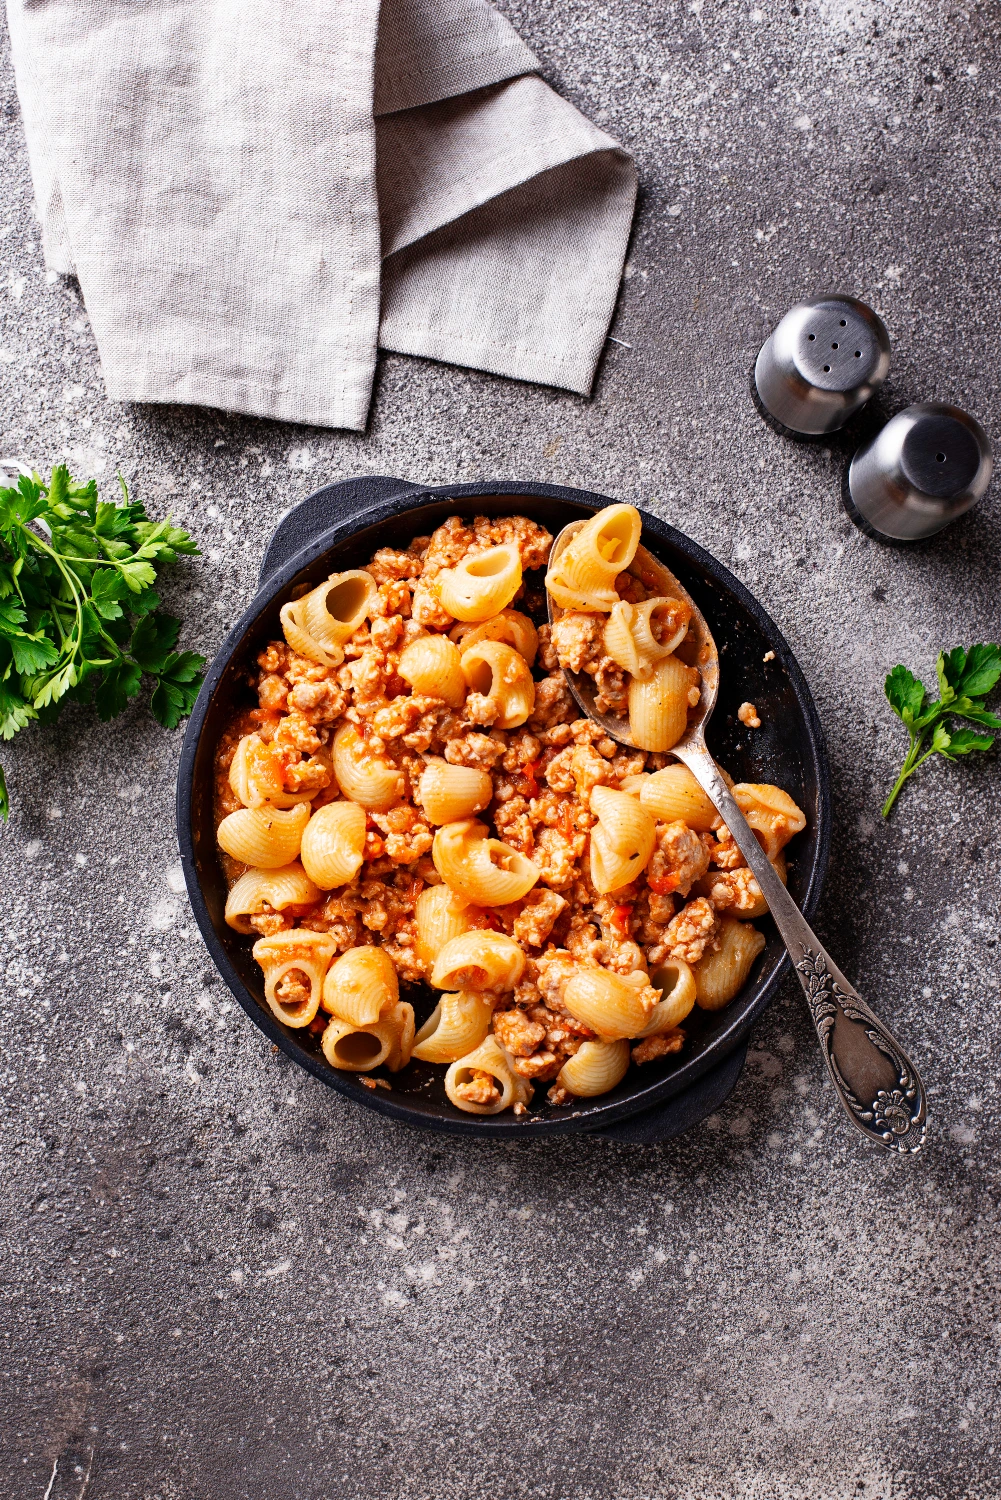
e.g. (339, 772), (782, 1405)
(548, 521), (926, 1154)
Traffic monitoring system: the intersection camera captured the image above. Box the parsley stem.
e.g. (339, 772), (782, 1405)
(881, 730), (929, 818)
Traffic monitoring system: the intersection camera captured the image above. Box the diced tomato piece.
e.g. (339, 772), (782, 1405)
(611, 903), (632, 936)
(647, 873), (680, 896)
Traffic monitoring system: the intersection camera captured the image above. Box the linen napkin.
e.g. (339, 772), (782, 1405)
(6, 0), (637, 431)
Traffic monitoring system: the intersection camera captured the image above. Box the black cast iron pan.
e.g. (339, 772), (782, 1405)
(176, 478), (830, 1139)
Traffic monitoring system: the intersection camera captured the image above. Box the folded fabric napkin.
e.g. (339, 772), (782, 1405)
(7, 0), (637, 430)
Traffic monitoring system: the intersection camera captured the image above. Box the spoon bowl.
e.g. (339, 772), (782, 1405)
(547, 520), (719, 748)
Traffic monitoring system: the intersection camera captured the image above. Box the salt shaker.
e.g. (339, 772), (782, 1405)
(844, 402), (992, 541)
(754, 295), (891, 436)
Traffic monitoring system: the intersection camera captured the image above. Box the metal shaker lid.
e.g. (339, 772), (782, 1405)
(845, 402), (992, 542)
(754, 295), (891, 436)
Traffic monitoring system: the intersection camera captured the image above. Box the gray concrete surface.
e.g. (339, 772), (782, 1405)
(2, 2), (1000, 1496)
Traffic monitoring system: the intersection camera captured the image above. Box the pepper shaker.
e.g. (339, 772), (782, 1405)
(754, 295), (891, 436)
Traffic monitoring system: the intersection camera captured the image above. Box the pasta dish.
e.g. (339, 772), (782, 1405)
(213, 506), (805, 1116)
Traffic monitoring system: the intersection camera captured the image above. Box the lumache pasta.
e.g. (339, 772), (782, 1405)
(212, 508), (805, 1115)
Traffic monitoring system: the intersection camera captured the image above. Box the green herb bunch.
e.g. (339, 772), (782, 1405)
(882, 643), (1000, 817)
(0, 464), (205, 819)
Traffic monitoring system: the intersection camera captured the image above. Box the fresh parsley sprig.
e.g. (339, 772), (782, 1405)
(0, 464), (205, 819)
(882, 643), (1001, 817)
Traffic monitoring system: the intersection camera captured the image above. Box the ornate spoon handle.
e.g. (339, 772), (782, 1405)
(674, 744), (927, 1154)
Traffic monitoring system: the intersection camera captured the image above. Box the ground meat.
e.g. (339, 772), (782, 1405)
(471, 514), (553, 571)
(513, 889), (567, 948)
(526, 1003), (593, 1049)
(247, 909), (293, 938)
(371, 695), (442, 742)
(632, 1029), (685, 1065)
(738, 701), (762, 729)
(536, 623), (559, 673)
(493, 795), (534, 854)
(274, 969), (311, 1008)
(370, 581), (412, 618)
(368, 805), (434, 864)
(284, 756), (333, 797)
(533, 827), (585, 889)
(272, 712), (323, 756)
(493, 1010), (547, 1057)
(381, 928), (424, 985)
(454, 1070), (501, 1107)
(258, 674), (289, 712)
(366, 543), (427, 585)
(551, 613), (605, 674)
(534, 950), (580, 1011)
(465, 692), (501, 727)
(662, 897), (719, 965)
(257, 641), (290, 676)
(443, 730), (506, 769)
(700, 866), (763, 916)
(708, 825), (746, 870)
(647, 820), (712, 898)
(511, 1050), (561, 1081)
(592, 660), (630, 718)
(502, 730), (542, 773)
(544, 743), (610, 799)
(528, 674), (576, 730)
(287, 678), (348, 724)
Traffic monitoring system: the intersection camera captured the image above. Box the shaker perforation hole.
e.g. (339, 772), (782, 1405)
(807, 333), (816, 341)
(823, 364), (831, 373)
(831, 342), (839, 349)
(854, 350), (862, 357)
(936, 452), (947, 462)
(839, 319), (847, 327)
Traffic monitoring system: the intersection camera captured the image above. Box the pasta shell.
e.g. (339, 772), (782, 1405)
(693, 918), (766, 1011)
(461, 640), (535, 728)
(229, 733), (312, 810)
(589, 786), (656, 893)
(452, 608), (538, 666)
(217, 803), (310, 867)
(332, 724), (403, 812)
(603, 596), (691, 679)
(414, 883), (478, 970)
(225, 862), (321, 933)
(731, 783), (807, 860)
(321, 1017), (393, 1072)
(545, 504), (641, 611)
(432, 819), (539, 906)
(397, 634), (467, 708)
(636, 959), (697, 1035)
(640, 764), (720, 831)
(252, 928), (336, 1027)
(322, 945), (399, 1027)
(418, 759), (493, 825)
(301, 570), (375, 648)
(280, 599), (344, 670)
(300, 800), (366, 889)
(430, 931), (525, 993)
(556, 1039), (630, 1098)
(444, 1035), (533, 1115)
(562, 966), (656, 1040)
(412, 991), (495, 1064)
(627, 655), (700, 753)
(436, 545), (522, 622)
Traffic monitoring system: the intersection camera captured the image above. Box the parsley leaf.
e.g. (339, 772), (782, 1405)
(883, 642), (1000, 816)
(0, 465), (204, 820)
(150, 650), (208, 729)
